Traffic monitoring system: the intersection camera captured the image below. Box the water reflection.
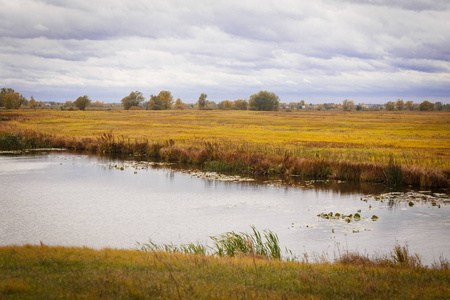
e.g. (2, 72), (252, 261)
(0, 151), (448, 266)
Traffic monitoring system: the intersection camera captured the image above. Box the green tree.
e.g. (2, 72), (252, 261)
(419, 100), (434, 111)
(248, 91), (279, 111)
(148, 95), (165, 110)
(121, 91), (144, 110)
(395, 99), (405, 111)
(74, 95), (91, 111)
(405, 101), (414, 110)
(299, 100), (305, 108)
(158, 90), (174, 109)
(233, 99), (248, 110)
(174, 98), (184, 110)
(434, 102), (443, 111)
(4, 93), (19, 109)
(197, 93), (207, 110)
(384, 101), (395, 111)
(4, 93), (26, 109)
(0, 88), (15, 107)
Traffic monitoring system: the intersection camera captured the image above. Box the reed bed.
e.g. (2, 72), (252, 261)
(1, 110), (448, 187)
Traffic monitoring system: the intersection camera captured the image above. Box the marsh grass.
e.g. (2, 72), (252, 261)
(337, 244), (427, 269)
(139, 241), (208, 255)
(210, 226), (282, 259)
(1, 110), (448, 187)
(384, 157), (403, 187)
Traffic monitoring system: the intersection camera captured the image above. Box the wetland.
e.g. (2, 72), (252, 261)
(1, 151), (448, 265)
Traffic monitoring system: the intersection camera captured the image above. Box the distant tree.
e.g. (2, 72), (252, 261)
(220, 100), (232, 110)
(157, 90), (174, 109)
(233, 99), (248, 110)
(395, 99), (405, 111)
(4, 93), (19, 109)
(74, 95), (91, 111)
(4, 93), (26, 109)
(174, 98), (184, 110)
(91, 100), (104, 108)
(205, 100), (216, 110)
(197, 93), (207, 110)
(299, 100), (305, 107)
(419, 100), (434, 111)
(121, 91), (144, 110)
(0, 88), (15, 107)
(148, 95), (165, 110)
(342, 99), (355, 111)
(29, 96), (36, 109)
(384, 101), (395, 111)
(405, 101), (414, 110)
(249, 91), (279, 111)
(434, 102), (443, 111)
(356, 104), (363, 111)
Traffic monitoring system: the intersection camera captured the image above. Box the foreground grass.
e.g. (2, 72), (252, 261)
(1, 109), (449, 187)
(1, 245), (448, 299)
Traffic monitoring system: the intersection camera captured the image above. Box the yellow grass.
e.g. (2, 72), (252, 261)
(2, 109), (448, 168)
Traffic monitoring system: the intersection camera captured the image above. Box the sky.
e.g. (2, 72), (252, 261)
(1, 0), (449, 104)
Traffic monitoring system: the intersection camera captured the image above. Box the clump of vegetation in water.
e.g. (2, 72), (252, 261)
(317, 211), (377, 223)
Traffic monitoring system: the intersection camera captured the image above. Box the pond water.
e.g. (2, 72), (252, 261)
(1, 151), (449, 265)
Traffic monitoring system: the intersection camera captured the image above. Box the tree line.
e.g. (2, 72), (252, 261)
(121, 90), (280, 111)
(1, 87), (448, 112)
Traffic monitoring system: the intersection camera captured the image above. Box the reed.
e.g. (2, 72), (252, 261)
(384, 157), (403, 187)
(210, 226), (282, 259)
(139, 226), (283, 260)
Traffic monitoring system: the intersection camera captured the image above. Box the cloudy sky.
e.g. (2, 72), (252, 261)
(1, 0), (449, 104)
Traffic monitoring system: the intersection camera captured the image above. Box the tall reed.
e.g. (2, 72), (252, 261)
(139, 226), (283, 260)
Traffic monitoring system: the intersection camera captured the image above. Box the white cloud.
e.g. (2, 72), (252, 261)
(0, 0), (449, 103)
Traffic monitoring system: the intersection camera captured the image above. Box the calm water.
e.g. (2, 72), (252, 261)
(1, 152), (448, 265)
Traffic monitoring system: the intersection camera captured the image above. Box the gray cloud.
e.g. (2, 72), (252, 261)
(0, 0), (449, 103)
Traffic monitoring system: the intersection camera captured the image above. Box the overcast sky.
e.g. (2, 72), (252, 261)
(1, 0), (449, 104)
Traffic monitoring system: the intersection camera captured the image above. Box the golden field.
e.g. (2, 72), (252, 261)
(0, 109), (449, 187)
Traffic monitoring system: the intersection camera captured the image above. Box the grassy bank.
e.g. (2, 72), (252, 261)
(1, 244), (448, 299)
(0, 110), (449, 187)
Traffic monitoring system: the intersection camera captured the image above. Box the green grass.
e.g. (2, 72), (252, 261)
(1, 244), (448, 299)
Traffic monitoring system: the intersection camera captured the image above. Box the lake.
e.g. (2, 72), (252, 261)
(1, 151), (448, 265)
